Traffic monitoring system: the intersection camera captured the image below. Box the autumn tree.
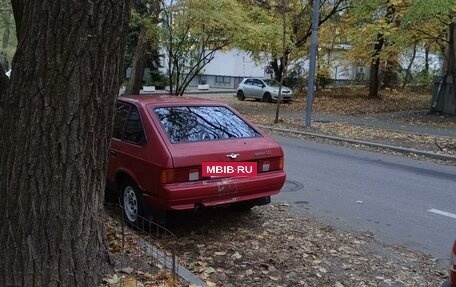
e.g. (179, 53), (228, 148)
(161, 0), (248, 96)
(0, 1), (130, 286)
(343, 0), (409, 98)
(403, 0), (456, 113)
(238, 0), (348, 82)
(403, 0), (455, 74)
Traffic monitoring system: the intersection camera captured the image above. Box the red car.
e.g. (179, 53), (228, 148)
(106, 95), (286, 225)
(443, 240), (456, 286)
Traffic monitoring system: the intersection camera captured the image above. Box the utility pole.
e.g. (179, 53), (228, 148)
(305, 0), (320, 127)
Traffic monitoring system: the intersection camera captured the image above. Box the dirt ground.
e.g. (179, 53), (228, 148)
(104, 205), (448, 287)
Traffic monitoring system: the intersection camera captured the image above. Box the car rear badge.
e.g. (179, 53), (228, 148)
(226, 153), (240, 159)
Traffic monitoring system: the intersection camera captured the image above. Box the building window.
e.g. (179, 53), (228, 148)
(215, 76), (231, 83)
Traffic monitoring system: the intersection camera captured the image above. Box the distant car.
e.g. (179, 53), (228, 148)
(236, 78), (293, 102)
(106, 95), (286, 225)
(442, 240), (456, 286)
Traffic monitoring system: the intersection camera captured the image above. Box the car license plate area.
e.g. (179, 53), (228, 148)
(202, 162), (257, 177)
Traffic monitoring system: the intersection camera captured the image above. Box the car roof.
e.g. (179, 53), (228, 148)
(243, 78), (271, 81)
(118, 95), (228, 107)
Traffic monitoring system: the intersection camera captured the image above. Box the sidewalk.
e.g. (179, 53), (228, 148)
(285, 110), (456, 138)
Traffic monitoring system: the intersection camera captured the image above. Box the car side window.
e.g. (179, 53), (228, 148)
(253, 79), (263, 87)
(244, 79), (253, 85)
(113, 102), (130, 139)
(123, 106), (146, 145)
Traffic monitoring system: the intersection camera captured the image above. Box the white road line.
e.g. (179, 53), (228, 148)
(428, 208), (456, 219)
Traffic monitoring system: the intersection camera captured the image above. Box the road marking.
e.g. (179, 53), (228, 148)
(428, 208), (456, 219)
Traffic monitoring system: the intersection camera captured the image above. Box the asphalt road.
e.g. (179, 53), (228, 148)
(272, 134), (456, 264)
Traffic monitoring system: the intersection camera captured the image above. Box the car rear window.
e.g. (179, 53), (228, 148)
(154, 106), (261, 143)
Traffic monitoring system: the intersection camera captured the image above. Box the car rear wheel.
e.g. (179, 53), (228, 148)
(121, 179), (146, 228)
(262, 92), (272, 103)
(237, 90), (245, 101)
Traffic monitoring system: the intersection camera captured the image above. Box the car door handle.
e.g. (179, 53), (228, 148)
(109, 150), (117, 156)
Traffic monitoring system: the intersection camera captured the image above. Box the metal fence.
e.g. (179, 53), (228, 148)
(0, 204), (179, 287)
(104, 203), (179, 287)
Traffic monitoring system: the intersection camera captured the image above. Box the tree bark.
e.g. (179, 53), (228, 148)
(447, 23), (456, 75)
(0, 1), (130, 286)
(271, 51), (289, 83)
(126, 26), (148, 95)
(402, 42), (417, 88)
(424, 44), (430, 74)
(368, 33), (384, 98)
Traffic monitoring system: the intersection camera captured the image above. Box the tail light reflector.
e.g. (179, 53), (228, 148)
(258, 157), (283, 173)
(160, 169), (175, 184)
(160, 168), (201, 184)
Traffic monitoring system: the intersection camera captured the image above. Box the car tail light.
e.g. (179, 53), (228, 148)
(160, 169), (174, 184)
(160, 168), (201, 184)
(258, 157), (283, 173)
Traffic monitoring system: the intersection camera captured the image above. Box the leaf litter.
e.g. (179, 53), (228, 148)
(159, 204), (447, 286)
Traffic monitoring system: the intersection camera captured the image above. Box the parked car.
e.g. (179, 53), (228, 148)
(236, 78), (293, 102)
(442, 240), (456, 286)
(107, 95), (286, 225)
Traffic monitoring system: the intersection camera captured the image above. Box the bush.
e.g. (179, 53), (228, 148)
(148, 70), (168, 90)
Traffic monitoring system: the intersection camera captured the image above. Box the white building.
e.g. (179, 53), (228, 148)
(161, 45), (442, 90)
(187, 49), (270, 89)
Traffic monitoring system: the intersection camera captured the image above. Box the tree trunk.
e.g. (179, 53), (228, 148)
(0, 1), (130, 286)
(424, 44), (430, 74)
(271, 52), (289, 83)
(402, 42), (417, 88)
(126, 26), (148, 95)
(0, 63), (9, 106)
(449, 23), (456, 108)
(447, 23), (456, 75)
(368, 33), (384, 98)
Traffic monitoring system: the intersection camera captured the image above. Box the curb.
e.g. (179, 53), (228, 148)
(258, 125), (456, 162)
(138, 239), (207, 287)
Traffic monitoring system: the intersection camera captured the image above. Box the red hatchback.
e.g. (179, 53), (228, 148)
(106, 95), (286, 225)
(444, 240), (456, 287)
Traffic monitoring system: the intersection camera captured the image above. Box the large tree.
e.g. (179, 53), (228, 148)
(0, 1), (130, 286)
(344, 0), (406, 98)
(238, 0), (348, 82)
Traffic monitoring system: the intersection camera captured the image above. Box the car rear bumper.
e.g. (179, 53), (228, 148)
(272, 93), (292, 101)
(443, 267), (456, 287)
(144, 171), (286, 210)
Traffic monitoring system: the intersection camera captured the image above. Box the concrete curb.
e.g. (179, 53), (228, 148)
(138, 238), (207, 287)
(258, 125), (456, 162)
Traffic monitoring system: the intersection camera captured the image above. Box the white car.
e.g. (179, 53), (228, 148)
(236, 78), (293, 102)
